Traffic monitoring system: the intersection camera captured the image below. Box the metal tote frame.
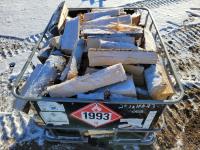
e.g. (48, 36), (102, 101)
(12, 6), (184, 145)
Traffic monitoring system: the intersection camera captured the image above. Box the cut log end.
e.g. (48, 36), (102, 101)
(144, 64), (175, 100)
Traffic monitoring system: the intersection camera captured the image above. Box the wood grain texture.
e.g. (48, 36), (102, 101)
(88, 49), (158, 66)
(87, 38), (138, 50)
(47, 63), (127, 97)
(82, 15), (132, 29)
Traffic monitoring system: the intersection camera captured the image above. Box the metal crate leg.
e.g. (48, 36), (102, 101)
(44, 129), (88, 143)
(110, 132), (156, 145)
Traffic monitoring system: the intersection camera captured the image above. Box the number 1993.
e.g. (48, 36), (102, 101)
(82, 112), (111, 120)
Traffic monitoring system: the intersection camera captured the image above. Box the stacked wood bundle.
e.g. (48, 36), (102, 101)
(23, 6), (175, 102)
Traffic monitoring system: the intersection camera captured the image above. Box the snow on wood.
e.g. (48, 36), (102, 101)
(144, 28), (157, 51)
(84, 8), (123, 21)
(82, 15), (132, 28)
(96, 76), (137, 97)
(144, 64), (175, 100)
(57, 2), (69, 32)
(49, 36), (61, 49)
(123, 64), (145, 86)
(14, 64), (43, 110)
(88, 49), (158, 66)
(87, 38), (138, 50)
(61, 16), (80, 54)
(47, 63), (127, 97)
(60, 39), (85, 81)
(132, 13), (141, 25)
(27, 55), (66, 95)
(87, 35), (135, 44)
(15, 55), (67, 111)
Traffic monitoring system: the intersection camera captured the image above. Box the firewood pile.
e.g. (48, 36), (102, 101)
(21, 3), (175, 102)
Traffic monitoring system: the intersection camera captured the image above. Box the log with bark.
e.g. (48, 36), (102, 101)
(88, 48), (158, 66)
(87, 38), (138, 50)
(144, 64), (175, 100)
(60, 39), (85, 81)
(61, 16), (80, 54)
(47, 63), (127, 97)
(15, 55), (66, 110)
(83, 8), (124, 21)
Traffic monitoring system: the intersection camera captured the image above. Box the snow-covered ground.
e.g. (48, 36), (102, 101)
(0, 0), (200, 149)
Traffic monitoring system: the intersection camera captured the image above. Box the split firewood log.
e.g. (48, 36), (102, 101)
(144, 63), (175, 100)
(144, 28), (157, 51)
(82, 25), (143, 38)
(82, 15), (132, 29)
(88, 48), (158, 66)
(123, 64), (145, 86)
(57, 2), (69, 32)
(49, 1), (69, 34)
(132, 13), (141, 26)
(47, 63), (127, 97)
(87, 35), (135, 44)
(61, 16), (80, 54)
(96, 76), (137, 97)
(60, 39), (85, 81)
(83, 8), (124, 21)
(87, 38), (138, 50)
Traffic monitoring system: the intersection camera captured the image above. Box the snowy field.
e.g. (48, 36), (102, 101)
(0, 0), (200, 149)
